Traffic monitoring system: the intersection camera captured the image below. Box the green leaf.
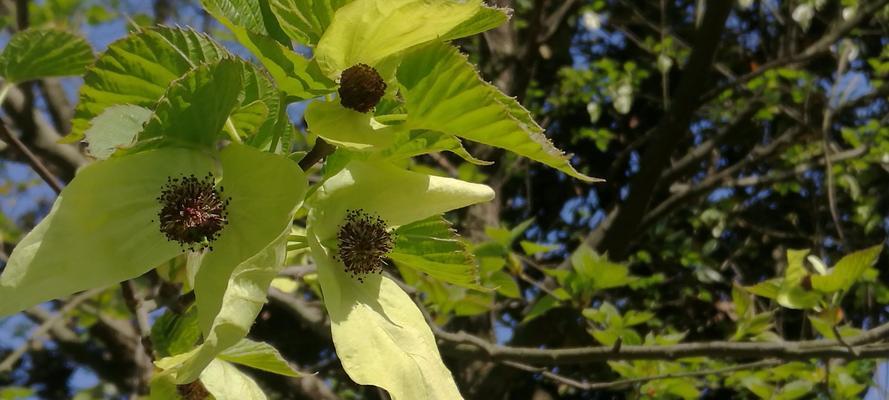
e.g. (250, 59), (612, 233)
(0, 29), (93, 83)
(439, 5), (510, 42)
(160, 144), (307, 383)
(570, 245), (633, 290)
(522, 294), (561, 323)
(776, 249), (822, 309)
(380, 130), (492, 166)
(218, 339), (300, 377)
(746, 278), (781, 299)
(269, 0), (353, 45)
(237, 61), (292, 151)
(623, 310), (654, 326)
(200, 0), (290, 44)
(732, 283), (751, 318)
(519, 241), (559, 256)
(314, 0), (488, 76)
(204, 7), (335, 101)
(69, 27), (229, 142)
(230, 100), (270, 139)
(83, 105), (152, 159)
(0, 148), (215, 316)
(140, 59), (244, 147)
(151, 307), (202, 358)
(811, 245), (882, 293)
(775, 380), (814, 400)
(488, 270), (521, 298)
(391, 216), (481, 289)
(399, 43), (600, 182)
(0, 387), (34, 400)
(200, 359), (269, 400)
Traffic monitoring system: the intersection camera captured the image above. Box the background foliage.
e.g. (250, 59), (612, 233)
(1, 0), (889, 399)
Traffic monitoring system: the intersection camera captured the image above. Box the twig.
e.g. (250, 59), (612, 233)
(0, 117), (63, 194)
(502, 359), (782, 391)
(0, 288), (102, 372)
(434, 318), (889, 364)
(298, 138), (335, 171)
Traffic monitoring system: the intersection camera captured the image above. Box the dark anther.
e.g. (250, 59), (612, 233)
(157, 173), (229, 251)
(338, 64), (386, 113)
(336, 209), (395, 282)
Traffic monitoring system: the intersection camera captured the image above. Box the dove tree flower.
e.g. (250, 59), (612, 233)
(0, 0), (598, 398)
(307, 160), (494, 399)
(0, 58), (308, 388)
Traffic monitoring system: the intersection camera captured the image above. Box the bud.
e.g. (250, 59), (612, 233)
(157, 173), (229, 251)
(338, 64), (386, 113)
(336, 209), (394, 282)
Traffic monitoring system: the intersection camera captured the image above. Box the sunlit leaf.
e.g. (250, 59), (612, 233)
(219, 339), (300, 377)
(69, 27), (228, 142)
(399, 43), (600, 182)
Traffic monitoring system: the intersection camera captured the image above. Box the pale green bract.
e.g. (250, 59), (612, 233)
(307, 161), (494, 400)
(314, 0), (506, 77)
(0, 144), (305, 315)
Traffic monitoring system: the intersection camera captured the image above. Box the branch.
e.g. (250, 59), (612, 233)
(434, 319), (889, 364)
(298, 138), (335, 172)
(0, 288), (102, 372)
(0, 118), (63, 193)
(701, 0), (889, 102)
(2, 84), (86, 180)
(595, 0), (734, 259)
(503, 359), (781, 391)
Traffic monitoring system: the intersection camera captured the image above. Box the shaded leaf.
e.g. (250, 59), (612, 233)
(0, 29), (92, 83)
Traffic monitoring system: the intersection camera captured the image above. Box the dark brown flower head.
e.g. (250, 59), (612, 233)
(157, 173), (229, 251)
(338, 63), (386, 113)
(336, 209), (394, 282)
(177, 380), (210, 400)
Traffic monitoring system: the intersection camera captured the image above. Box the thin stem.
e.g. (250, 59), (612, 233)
(0, 117), (64, 194)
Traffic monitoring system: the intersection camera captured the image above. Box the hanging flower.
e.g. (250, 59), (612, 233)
(0, 141), (306, 382)
(307, 160), (494, 399)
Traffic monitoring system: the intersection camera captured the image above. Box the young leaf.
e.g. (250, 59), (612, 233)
(399, 43), (601, 182)
(811, 245), (882, 294)
(151, 307), (202, 358)
(522, 294), (561, 323)
(200, 0), (291, 44)
(83, 105), (152, 159)
(269, 0), (353, 45)
(380, 130), (492, 166)
(69, 27), (228, 142)
(0, 29), (93, 83)
(390, 216), (481, 289)
(140, 60), (244, 147)
(203, 5), (335, 100)
(218, 339), (301, 377)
